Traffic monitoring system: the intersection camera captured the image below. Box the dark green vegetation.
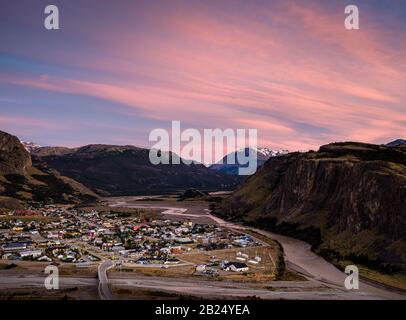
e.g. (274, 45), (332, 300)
(33, 145), (241, 196)
(0, 131), (97, 207)
(214, 142), (406, 274)
(0, 263), (18, 270)
(177, 188), (222, 203)
(178, 188), (207, 200)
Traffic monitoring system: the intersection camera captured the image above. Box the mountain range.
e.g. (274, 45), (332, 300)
(4, 130), (406, 272)
(28, 142), (241, 196)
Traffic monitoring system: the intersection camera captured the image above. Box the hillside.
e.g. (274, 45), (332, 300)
(214, 142), (406, 272)
(34, 144), (241, 196)
(0, 131), (97, 208)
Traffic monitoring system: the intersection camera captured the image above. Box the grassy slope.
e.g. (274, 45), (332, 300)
(0, 165), (98, 206)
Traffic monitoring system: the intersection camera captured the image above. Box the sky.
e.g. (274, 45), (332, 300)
(0, 0), (405, 154)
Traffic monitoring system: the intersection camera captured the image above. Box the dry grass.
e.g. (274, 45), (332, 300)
(0, 215), (58, 222)
(111, 286), (203, 300)
(0, 286), (98, 300)
(110, 265), (195, 278)
(180, 246), (278, 282)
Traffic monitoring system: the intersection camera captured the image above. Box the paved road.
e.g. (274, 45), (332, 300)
(107, 198), (405, 300)
(66, 207), (117, 300)
(98, 260), (114, 300)
(108, 275), (384, 300)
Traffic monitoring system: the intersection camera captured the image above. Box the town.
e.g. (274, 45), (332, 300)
(0, 205), (269, 277)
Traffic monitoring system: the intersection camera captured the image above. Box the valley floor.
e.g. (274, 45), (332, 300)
(1, 195), (404, 300)
(104, 196), (405, 300)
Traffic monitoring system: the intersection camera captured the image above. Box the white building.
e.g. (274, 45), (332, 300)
(19, 250), (43, 258)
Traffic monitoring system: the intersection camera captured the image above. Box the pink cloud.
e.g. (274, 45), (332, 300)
(2, 1), (405, 150)
(0, 115), (66, 130)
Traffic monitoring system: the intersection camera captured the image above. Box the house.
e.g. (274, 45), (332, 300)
(164, 258), (180, 264)
(174, 237), (193, 244)
(2, 242), (27, 252)
(38, 255), (52, 262)
(1, 253), (14, 260)
(233, 239), (249, 247)
(19, 250), (43, 259)
(196, 264), (206, 272)
(221, 261), (249, 272)
(112, 246), (126, 253)
(136, 257), (149, 265)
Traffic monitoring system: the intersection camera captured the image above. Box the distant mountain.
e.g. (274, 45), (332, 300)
(34, 144), (242, 196)
(386, 139), (406, 147)
(254, 147), (289, 158)
(213, 142), (406, 272)
(0, 131), (97, 208)
(20, 141), (41, 153)
(31, 146), (77, 157)
(209, 147), (288, 175)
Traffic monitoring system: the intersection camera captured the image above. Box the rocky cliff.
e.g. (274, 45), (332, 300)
(0, 131), (97, 207)
(0, 130), (32, 175)
(215, 142), (406, 272)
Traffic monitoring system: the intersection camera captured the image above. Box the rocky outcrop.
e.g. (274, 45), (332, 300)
(216, 142), (406, 271)
(0, 130), (97, 205)
(0, 130), (32, 175)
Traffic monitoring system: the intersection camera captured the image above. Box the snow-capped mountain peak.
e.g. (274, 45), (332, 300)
(20, 141), (41, 153)
(209, 147), (289, 175)
(252, 147), (289, 157)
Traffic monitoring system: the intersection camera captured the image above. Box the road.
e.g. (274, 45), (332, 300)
(66, 208), (116, 300)
(98, 260), (114, 300)
(107, 198), (405, 300)
(108, 275), (385, 300)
